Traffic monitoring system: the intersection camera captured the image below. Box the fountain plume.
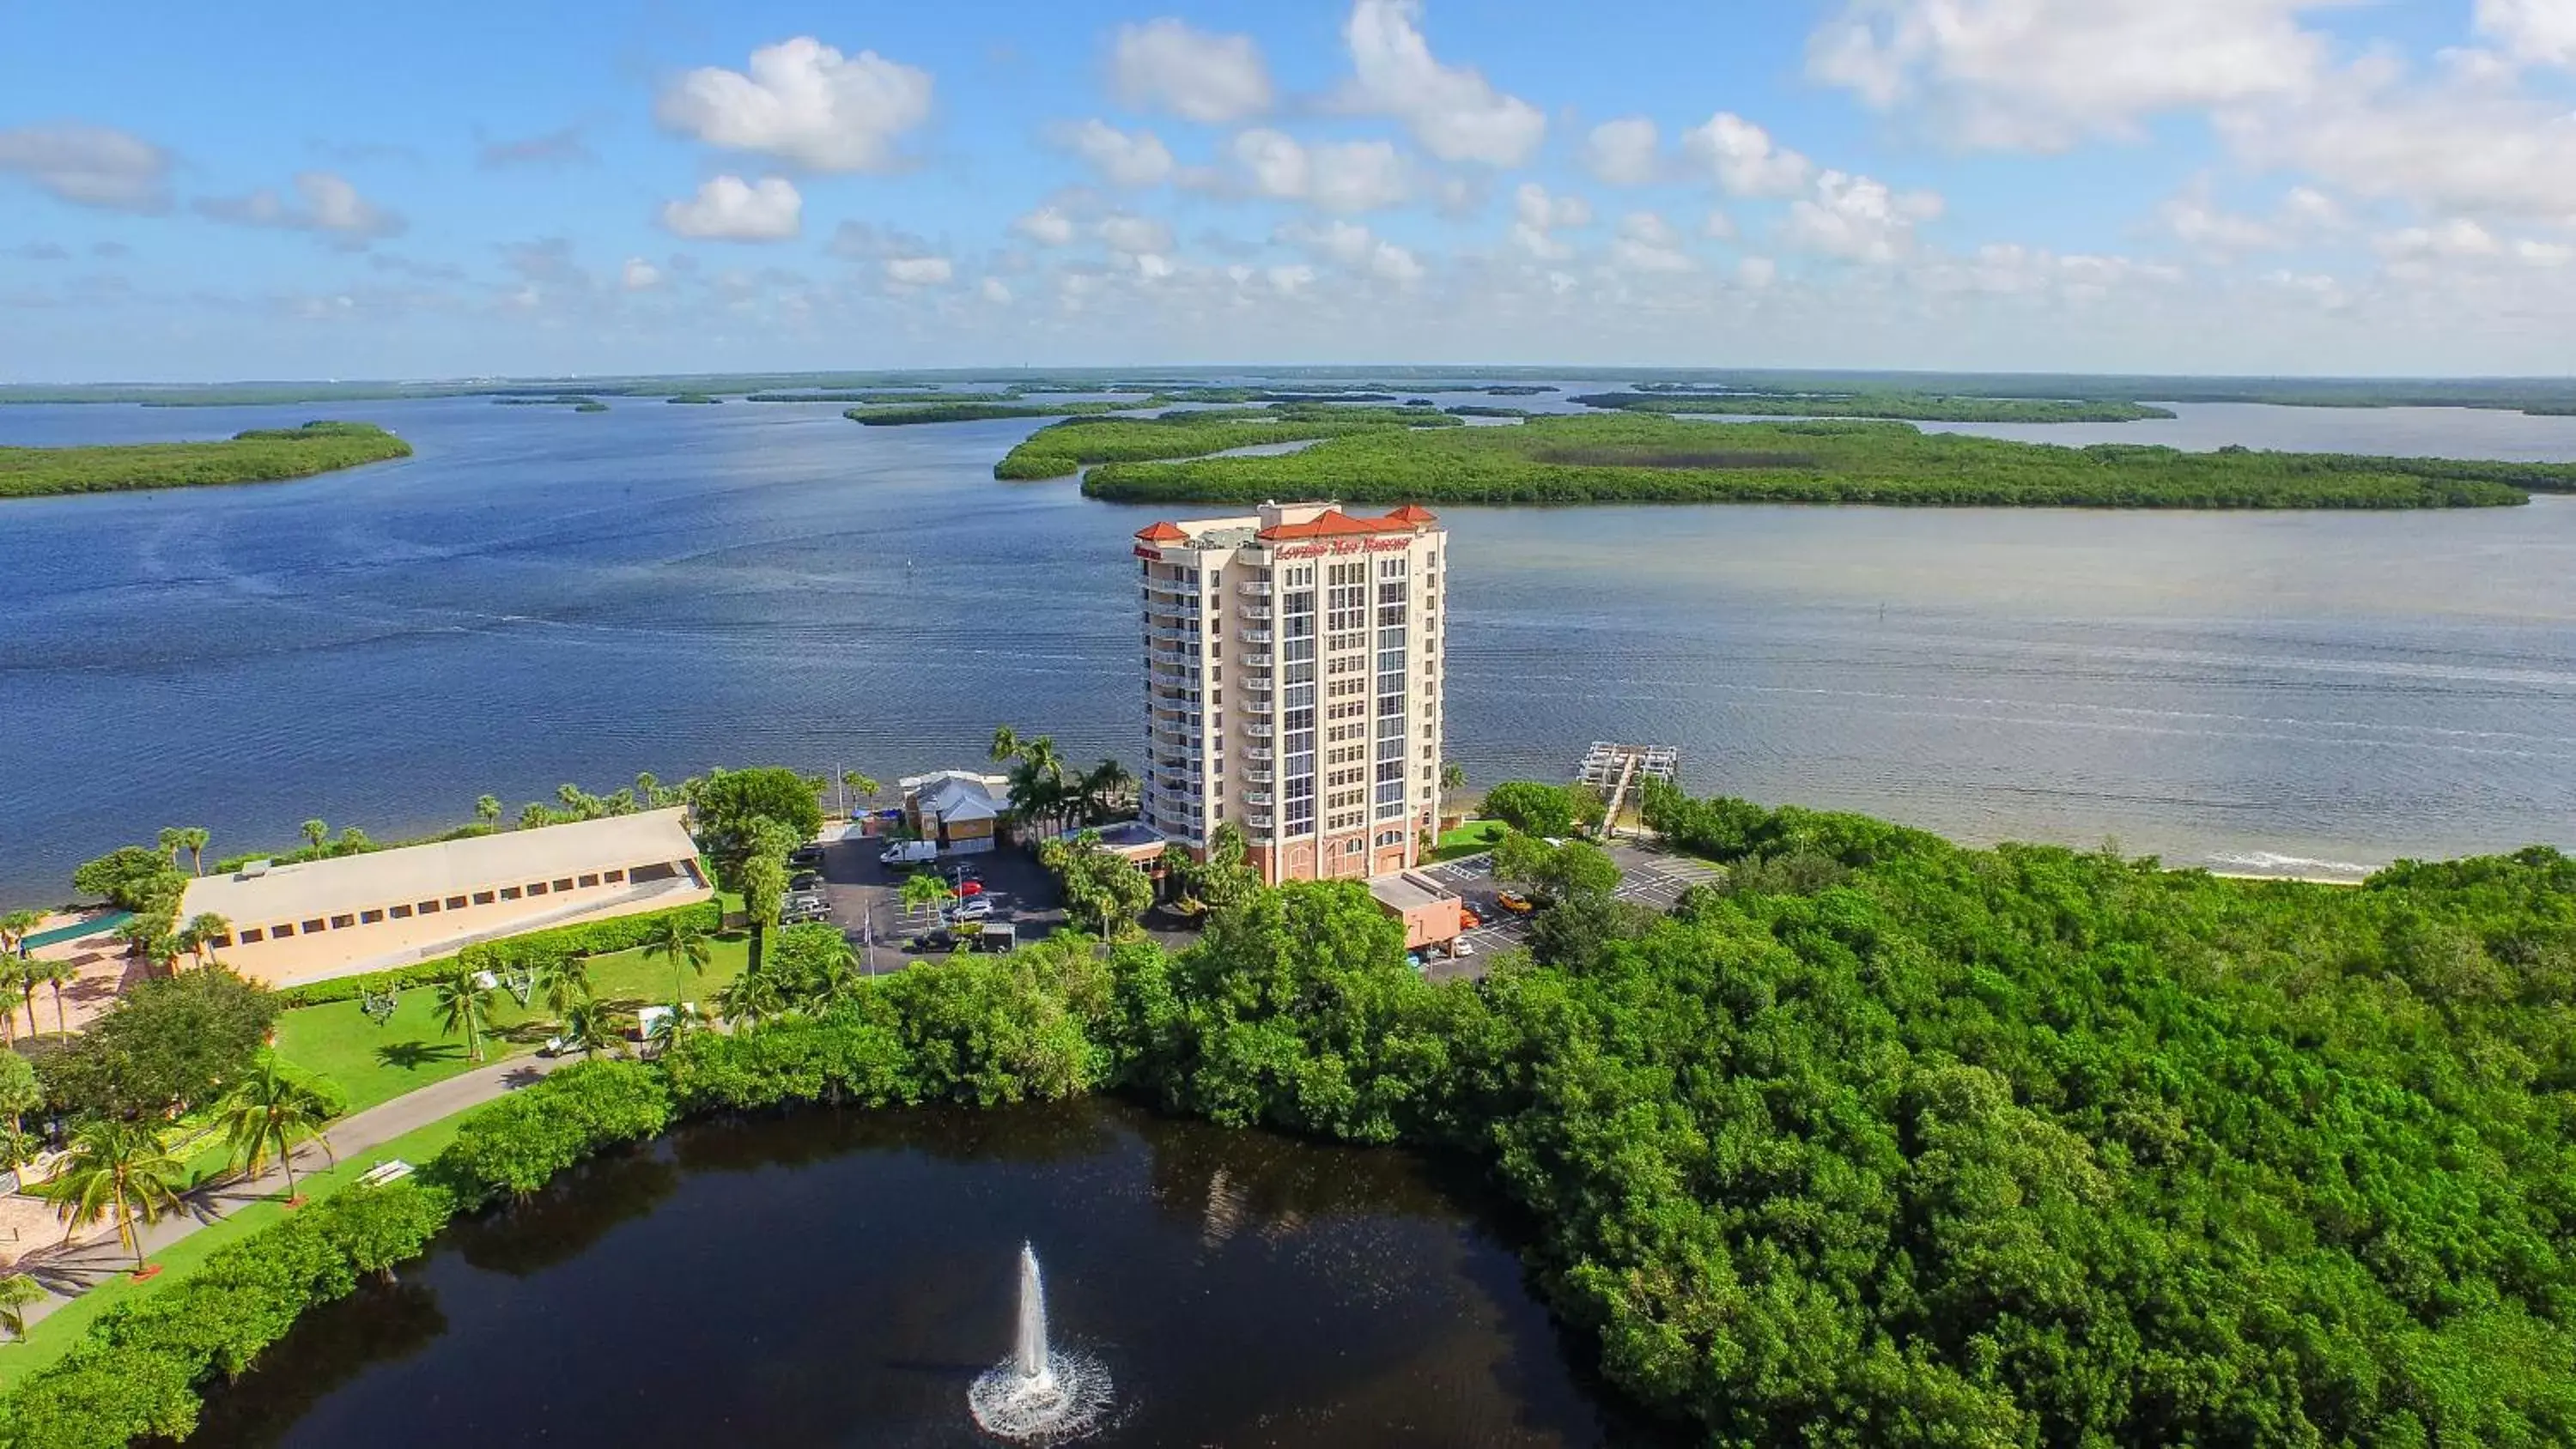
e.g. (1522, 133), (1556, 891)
(968, 1242), (1112, 1444)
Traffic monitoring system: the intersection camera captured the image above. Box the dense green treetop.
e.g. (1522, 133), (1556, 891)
(1574, 391), (2178, 422)
(0, 421), (411, 500)
(1081, 413), (2569, 509)
(685, 767), (823, 888)
(34, 968), (277, 1120)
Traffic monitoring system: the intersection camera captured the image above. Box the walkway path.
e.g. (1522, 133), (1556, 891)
(9, 1051), (577, 1332)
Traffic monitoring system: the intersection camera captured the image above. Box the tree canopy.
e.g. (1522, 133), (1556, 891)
(37, 968), (277, 1120)
(687, 767), (822, 888)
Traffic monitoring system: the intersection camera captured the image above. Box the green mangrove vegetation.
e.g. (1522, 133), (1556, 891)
(663, 393), (721, 405)
(0, 421), (412, 500)
(1080, 414), (2574, 509)
(1577, 391), (2178, 422)
(9, 792), (2573, 1447)
(994, 407), (1462, 479)
(491, 395), (605, 412)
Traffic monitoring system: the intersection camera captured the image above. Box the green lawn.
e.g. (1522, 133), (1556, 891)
(1433, 821), (1505, 860)
(269, 931), (750, 1115)
(0, 1111), (477, 1388)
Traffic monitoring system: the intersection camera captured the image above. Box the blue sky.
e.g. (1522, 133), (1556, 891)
(4, 1), (2574, 379)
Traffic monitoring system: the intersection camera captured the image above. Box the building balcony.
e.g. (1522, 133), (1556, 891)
(1244, 746), (1274, 761)
(1244, 653), (1273, 669)
(1146, 625), (1194, 645)
(1244, 791), (1274, 808)
(1242, 767), (1274, 785)
(1248, 815), (1276, 831)
(1238, 604), (1273, 621)
(1146, 667), (1198, 690)
(1248, 721), (1275, 737)
(1147, 646), (1199, 668)
(1238, 581), (1273, 597)
(1241, 628), (1273, 645)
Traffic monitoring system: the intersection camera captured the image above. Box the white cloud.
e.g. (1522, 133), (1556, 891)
(1702, 209), (1738, 240)
(1228, 129), (1409, 213)
(1783, 170), (1943, 263)
(1054, 118), (1174, 188)
(1279, 218), (1425, 282)
(1584, 117), (1661, 186)
(1098, 213), (1176, 254)
(656, 37), (933, 172)
(1680, 113), (1813, 197)
(1339, 0), (1545, 166)
(1266, 263), (1317, 294)
(1510, 182), (1591, 259)
(1739, 256), (1779, 288)
(981, 276), (1013, 303)
(1111, 19), (1273, 123)
(621, 257), (663, 290)
(884, 254), (953, 285)
(1610, 211), (1694, 273)
(2220, 62), (2576, 220)
(659, 175), (802, 241)
(2476, 0), (2576, 68)
(0, 124), (172, 212)
(2156, 181), (2346, 258)
(1133, 252), (1177, 280)
(195, 172), (405, 244)
(2377, 218), (2502, 261)
(1013, 206), (1077, 246)
(1807, 0), (2333, 150)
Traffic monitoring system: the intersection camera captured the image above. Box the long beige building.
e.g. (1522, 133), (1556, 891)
(1133, 500), (1448, 884)
(180, 808), (710, 985)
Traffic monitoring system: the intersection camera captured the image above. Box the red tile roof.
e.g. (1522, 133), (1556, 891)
(1256, 506), (1439, 541)
(1135, 521), (1190, 543)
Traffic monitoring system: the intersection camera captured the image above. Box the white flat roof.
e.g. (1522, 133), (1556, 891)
(180, 808), (700, 925)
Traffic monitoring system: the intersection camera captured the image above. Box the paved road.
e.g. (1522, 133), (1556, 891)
(10, 1051), (575, 1330)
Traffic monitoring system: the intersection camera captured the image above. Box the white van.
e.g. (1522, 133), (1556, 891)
(879, 840), (938, 867)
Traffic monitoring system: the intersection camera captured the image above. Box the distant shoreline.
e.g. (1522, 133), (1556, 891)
(0, 421), (410, 500)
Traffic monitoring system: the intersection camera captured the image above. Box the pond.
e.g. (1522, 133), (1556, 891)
(175, 1100), (1668, 1447)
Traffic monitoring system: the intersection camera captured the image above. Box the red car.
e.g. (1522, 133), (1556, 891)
(956, 880), (985, 897)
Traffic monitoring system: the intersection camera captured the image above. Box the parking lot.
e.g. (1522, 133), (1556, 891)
(811, 836), (1068, 973)
(1605, 843), (1727, 910)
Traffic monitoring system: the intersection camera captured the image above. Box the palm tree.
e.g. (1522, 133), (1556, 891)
(901, 870), (957, 937)
(1079, 758), (1135, 824)
(839, 770), (880, 815)
(180, 828), (210, 876)
(13, 972), (38, 1044)
(300, 819), (330, 852)
(181, 912), (232, 969)
(989, 724), (1022, 764)
(635, 772), (665, 809)
(805, 932), (866, 1009)
(216, 1056), (339, 1200)
(158, 827), (189, 870)
(434, 961), (496, 1064)
(718, 965), (787, 1028)
(641, 913), (712, 1005)
(0, 1274), (44, 1341)
(519, 802), (555, 831)
(534, 953), (593, 1019)
(1440, 761), (1467, 823)
(559, 994), (616, 1058)
(43, 1119), (185, 1273)
(0, 909), (39, 958)
(475, 794), (503, 828)
(647, 997), (701, 1049)
(0, 966), (18, 1047)
(43, 962), (70, 1037)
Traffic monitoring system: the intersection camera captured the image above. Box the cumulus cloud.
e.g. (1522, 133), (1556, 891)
(1807, 0), (2333, 150)
(0, 124), (173, 212)
(1097, 213), (1176, 254)
(1278, 218), (1425, 282)
(1680, 113), (1813, 198)
(981, 276), (1012, 303)
(1739, 256), (1779, 288)
(195, 172), (406, 245)
(1054, 118), (1174, 188)
(2219, 62), (2576, 220)
(659, 175), (802, 240)
(1338, 0), (1545, 166)
(622, 257), (663, 290)
(884, 254), (953, 285)
(2476, 0), (2576, 68)
(1111, 19), (1273, 123)
(656, 38), (933, 172)
(1583, 117), (1660, 186)
(1013, 205), (1078, 246)
(1510, 182), (1591, 259)
(1702, 209), (1739, 240)
(2156, 180), (2346, 258)
(477, 125), (595, 169)
(1783, 171), (1943, 263)
(1228, 130), (1409, 213)
(1609, 210), (1694, 273)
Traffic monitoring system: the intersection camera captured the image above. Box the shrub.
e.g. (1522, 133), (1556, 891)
(272, 900), (722, 1007)
(1479, 781), (1601, 839)
(435, 1060), (673, 1202)
(659, 1009), (911, 1113)
(0, 1179), (451, 1448)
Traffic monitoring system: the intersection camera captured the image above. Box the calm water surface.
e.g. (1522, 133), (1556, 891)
(4, 393), (2574, 900)
(177, 1100), (1662, 1448)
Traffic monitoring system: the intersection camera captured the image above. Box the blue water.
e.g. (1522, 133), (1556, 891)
(3, 392), (2574, 903)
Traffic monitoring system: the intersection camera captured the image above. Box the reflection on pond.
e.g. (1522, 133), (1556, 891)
(179, 1100), (1675, 1447)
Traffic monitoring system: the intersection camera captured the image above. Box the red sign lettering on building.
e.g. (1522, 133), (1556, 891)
(1275, 537), (1413, 560)
(1133, 545), (1163, 561)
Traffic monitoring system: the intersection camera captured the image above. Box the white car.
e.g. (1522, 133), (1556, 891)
(945, 897), (994, 922)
